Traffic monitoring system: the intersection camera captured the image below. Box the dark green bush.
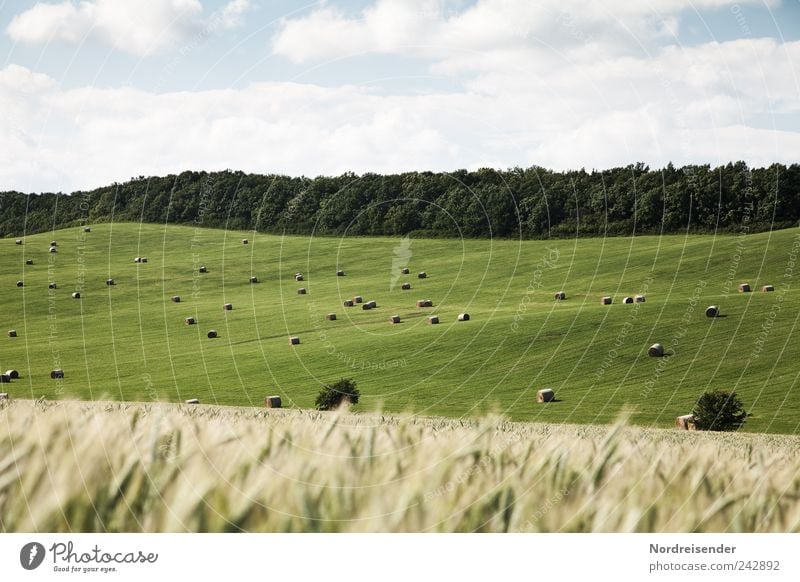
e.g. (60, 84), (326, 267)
(691, 390), (748, 431)
(315, 378), (360, 411)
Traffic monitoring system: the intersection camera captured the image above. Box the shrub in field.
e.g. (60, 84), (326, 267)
(692, 390), (748, 431)
(316, 378), (360, 410)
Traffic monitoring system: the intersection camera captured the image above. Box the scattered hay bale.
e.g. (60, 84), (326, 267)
(675, 414), (696, 430)
(5, 370), (19, 379)
(762, 285), (775, 292)
(537, 389), (555, 403)
(428, 315), (439, 324)
(600, 296), (612, 305)
(0, 374), (9, 384)
(185, 317), (196, 325)
(401, 267), (410, 274)
(401, 283), (411, 290)
(353, 295), (363, 303)
(50, 369), (64, 379)
(648, 343), (665, 357)
(25, 259), (33, 265)
(265, 395), (282, 408)
(207, 330), (218, 338)
(7, 330), (17, 338)
(623, 296), (634, 304)
(71, 292), (81, 299)
(418, 272), (427, 279)
(0, 393), (7, 400)
(15, 239), (22, 245)
(705, 305), (719, 318)
(554, 291), (566, 300)
(199, 265), (208, 273)
(289, 336), (300, 345)
(141, 257), (148, 263)
(326, 313), (337, 321)
(295, 274), (304, 281)
(48, 282), (57, 289)
(106, 278), (115, 286)
(362, 303), (373, 310)
(84, 227), (91, 232)
(337, 270), (345, 276)
(390, 315), (401, 324)
(134, 257), (141, 263)
(49, 246), (57, 253)
(738, 283), (751, 293)
(250, 276), (258, 283)
(343, 299), (354, 307)
(171, 296), (181, 303)
(297, 288), (307, 295)
(223, 303), (233, 310)
(185, 398), (200, 404)
(416, 299), (433, 308)
(16, 281), (23, 287)
(635, 295), (646, 303)
(242, 239), (248, 244)
(50, 241), (57, 247)
(366, 300), (377, 308)
(457, 313), (470, 321)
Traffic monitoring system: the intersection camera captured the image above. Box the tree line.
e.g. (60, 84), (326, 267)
(1, 161), (798, 238)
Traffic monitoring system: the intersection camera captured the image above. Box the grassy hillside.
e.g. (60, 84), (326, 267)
(1, 223), (799, 432)
(2, 399), (799, 532)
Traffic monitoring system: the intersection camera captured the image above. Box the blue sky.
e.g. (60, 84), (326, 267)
(1, 0), (799, 192)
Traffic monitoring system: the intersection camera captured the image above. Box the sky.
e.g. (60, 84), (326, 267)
(1, 0), (799, 193)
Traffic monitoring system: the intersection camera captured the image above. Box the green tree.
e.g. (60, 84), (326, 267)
(315, 378), (360, 411)
(691, 390), (748, 431)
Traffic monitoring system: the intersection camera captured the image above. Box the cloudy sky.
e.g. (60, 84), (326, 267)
(1, 0), (799, 192)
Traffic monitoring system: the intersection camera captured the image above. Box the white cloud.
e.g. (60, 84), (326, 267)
(6, 0), (250, 56)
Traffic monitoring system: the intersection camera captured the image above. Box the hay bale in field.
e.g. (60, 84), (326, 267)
(16, 281), (23, 287)
(635, 295), (646, 303)
(418, 271), (427, 279)
(207, 330), (218, 338)
(141, 257), (148, 263)
(337, 270), (345, 276)
(297, 288), (307, 295)
(48, 282), (57, 289)
(50, 241), (57, 247)
(623, 296), (634, 304)
(554, 291), (566, 300)
(199, 265), (208, 273)
(7, 330), (17, 337)
(84, 227), (91, 232)
(5, 370), (19, 379)
(242, 239), (248, 245)
(0, 374), (9, 384)
(265, 395), (282, 408)
(223, 303), (233, 310)
(739, 283), (751, 293)
(401, 283), (412, 290)
(648, 343), (665, 357)
(428, 315), (439, 324)
(71, 292), (81, 299)
(601, 296), (612, 305)
(353, 295), (363, 303)
(762, 285), (775, 292)
(106, 278), (115, 286)
(185, 398), (199, 404)
(49, 246), (57, 253)
(289, 336), (300, 345)
(15, 239), (22, 245)
(416, 299), (433, 308)
(362, 303), (372, 310)
(458, 313), (470, 321)
(401, 267), (410, 274)
(250, 276), (258, 283)
(295, 274), (304, 281)
(390, 315), (401, 324)
(50, 369), (64, 379)
(134, 257), (141, 263)
(343, 299), (354, 307)
(537, 389), (555, 403)
(0, 392), (7, 400)
(705, 305), (719, 318)
(25, 259), (33, 265)
(171, 296), (181, 303)
(326, 313), (337, 321)
(675, 414), (696, 430)
(366, 300), (377, 308)
(185, 317), (196, 325)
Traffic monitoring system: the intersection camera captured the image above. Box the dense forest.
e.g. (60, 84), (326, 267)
(1, 162), (798, 238)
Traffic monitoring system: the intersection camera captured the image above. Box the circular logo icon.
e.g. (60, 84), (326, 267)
(20, 542), (46, 570)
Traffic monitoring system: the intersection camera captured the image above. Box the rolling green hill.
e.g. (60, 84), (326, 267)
(2, 224), (799, 433)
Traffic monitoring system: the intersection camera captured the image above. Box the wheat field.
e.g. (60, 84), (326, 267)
(2, 398), (800, 533)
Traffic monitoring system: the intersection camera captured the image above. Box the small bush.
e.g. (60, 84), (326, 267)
(691, 390), (748, 431)
(315, 378), (360, 411)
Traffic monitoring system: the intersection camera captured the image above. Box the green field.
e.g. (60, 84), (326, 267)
(2, 224), (799, 433)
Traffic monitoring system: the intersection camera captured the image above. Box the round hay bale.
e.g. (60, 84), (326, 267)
(25, 259), (33, 265)
(416, 299), (433, 308)
(199, 265), (208, 273)
(390, 315), (401, 324)
(106, 278), (115, 286)
(141, 257), (148, 263)
(15, 239), (22, 245)
(738, 283), (751, 293)
(242, 239), (248, 244)
(171, 296), (181, 303)
(675, 414), (695, 430)
(48, 282), (57, 289)
(457, 313), (470, 321)
(537, 388), (555, 403)
(762, 285), (775, 292)
(336, 270), (345, 276)
(343, 299), (354, 307)
(366, 300), (377, 308)
(362, 303), (372, 310)
(401, 283), (411, 290)
(185, 398), (200, 404)
(623, 296), (633, 304)
(428, 315), (439, 324)
(50, 369), (64, 379)
(185, 317), (196, 325)
(401, 267), (410, 274)
(353, 295), (363, 303)
(289, 336), (300, 345)
(71, 292), (81, 299)
(295, 274), (304, 281)
(648, 343), (665, 357)
(705, 305), (719, 318)
(0, 374), (9, 384)
(297, 288), (307, 294)
(5, 369), (19, 379)
(16, 281), (23, 287)
(84, 227), (91, 232)
(418, 271), (427, 279)
(554, 291), (566, 300)
(600, 296), (612, 305)
(7, 330), (17, 337)
(207, 330), (218, 338)
(50, 241), (57, 247)
(265, 395), (282, 408)
(223, 303), (233, 310)
(49, 246), (57, 253)
(250, 276), (258, 283)
(325, 313), (337, 321)
(635, 295), (646, 303)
